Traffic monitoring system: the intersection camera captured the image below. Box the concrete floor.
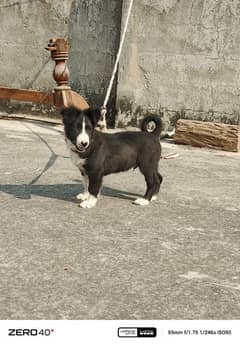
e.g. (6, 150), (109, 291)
(0, 118), (239, 320)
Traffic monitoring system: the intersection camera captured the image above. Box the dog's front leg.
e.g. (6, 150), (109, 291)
(79, 174), (103, 209)
(76, 172), (89, 201)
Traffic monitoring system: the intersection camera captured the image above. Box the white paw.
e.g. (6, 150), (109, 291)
(76, 192), (89, 201)
(151, 195), (158, 201)
(133, 198), (150, 206)
(79, 195), (97, 209)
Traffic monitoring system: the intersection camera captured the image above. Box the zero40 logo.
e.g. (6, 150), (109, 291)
(8, 329), (54, 336)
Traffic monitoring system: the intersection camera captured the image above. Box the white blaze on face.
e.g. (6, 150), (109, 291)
(76, 116), (89, 149)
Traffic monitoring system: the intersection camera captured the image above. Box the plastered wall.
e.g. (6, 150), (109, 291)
(0, 0), (122, 121)
(0, 0), (240, 128)
(117, 0), (240, 128)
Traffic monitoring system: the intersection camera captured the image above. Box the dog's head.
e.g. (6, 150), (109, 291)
(61, 107), (101, 153)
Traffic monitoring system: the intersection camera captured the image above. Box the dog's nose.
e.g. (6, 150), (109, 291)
(81, 141), (88, 147)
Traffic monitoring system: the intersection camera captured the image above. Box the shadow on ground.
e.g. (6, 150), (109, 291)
(0, 183), (142, 202)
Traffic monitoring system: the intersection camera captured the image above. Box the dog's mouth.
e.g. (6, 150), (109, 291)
(71, 145), (88, 153)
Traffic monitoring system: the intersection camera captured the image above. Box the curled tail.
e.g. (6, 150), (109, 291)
(141, 115), (163, 137)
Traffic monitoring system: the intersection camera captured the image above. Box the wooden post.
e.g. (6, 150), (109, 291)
(46, 38), (89, 111)
(0, 87), (53, 105)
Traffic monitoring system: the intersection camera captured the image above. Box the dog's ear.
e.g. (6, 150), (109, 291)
(61, 107), (72, 118)
(61, 107), (77, 123)
(85, 108), (101, 127)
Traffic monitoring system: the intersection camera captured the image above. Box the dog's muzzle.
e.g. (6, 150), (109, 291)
(71, 144), (88, 153)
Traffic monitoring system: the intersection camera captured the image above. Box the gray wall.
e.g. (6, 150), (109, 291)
(0, 0), (122, 121)
(68, 0), (122, 126)
(0, 1), (73, 88)
(0, 0), (240, 127)
(0, 0), (72, 115)
(117, 0), (240, 128)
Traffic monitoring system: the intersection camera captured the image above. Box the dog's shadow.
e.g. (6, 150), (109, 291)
(0, 183), (142, 202)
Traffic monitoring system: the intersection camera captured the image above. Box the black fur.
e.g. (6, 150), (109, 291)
(62, 107), (163, 203)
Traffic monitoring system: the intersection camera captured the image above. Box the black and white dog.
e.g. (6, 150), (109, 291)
(62, 107), (163, 208)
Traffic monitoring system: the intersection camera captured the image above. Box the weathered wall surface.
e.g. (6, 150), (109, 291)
(68, 0), (122, 126)
(0, 0), (72, 90)
(0, 0), (122, 120)
(0, 0), (73, 115)
(117, 0), (240, 128)
(1, 0), (240, 127)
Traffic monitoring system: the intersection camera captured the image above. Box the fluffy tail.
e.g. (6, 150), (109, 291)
(141, 115), (163, 137)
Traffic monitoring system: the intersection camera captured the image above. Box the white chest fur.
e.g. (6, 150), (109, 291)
(65, 136), (86, 172)
(70, 150), (86, 171)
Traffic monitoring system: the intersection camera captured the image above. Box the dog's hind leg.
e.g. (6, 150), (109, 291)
(133, 170), (154, 205)
(151, 172), (163, 201)
(133, 168), (162, 205)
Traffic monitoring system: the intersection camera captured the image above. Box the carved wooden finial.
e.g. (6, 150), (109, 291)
(46, 38), (89, 111)
(46, 38), (70, 90)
